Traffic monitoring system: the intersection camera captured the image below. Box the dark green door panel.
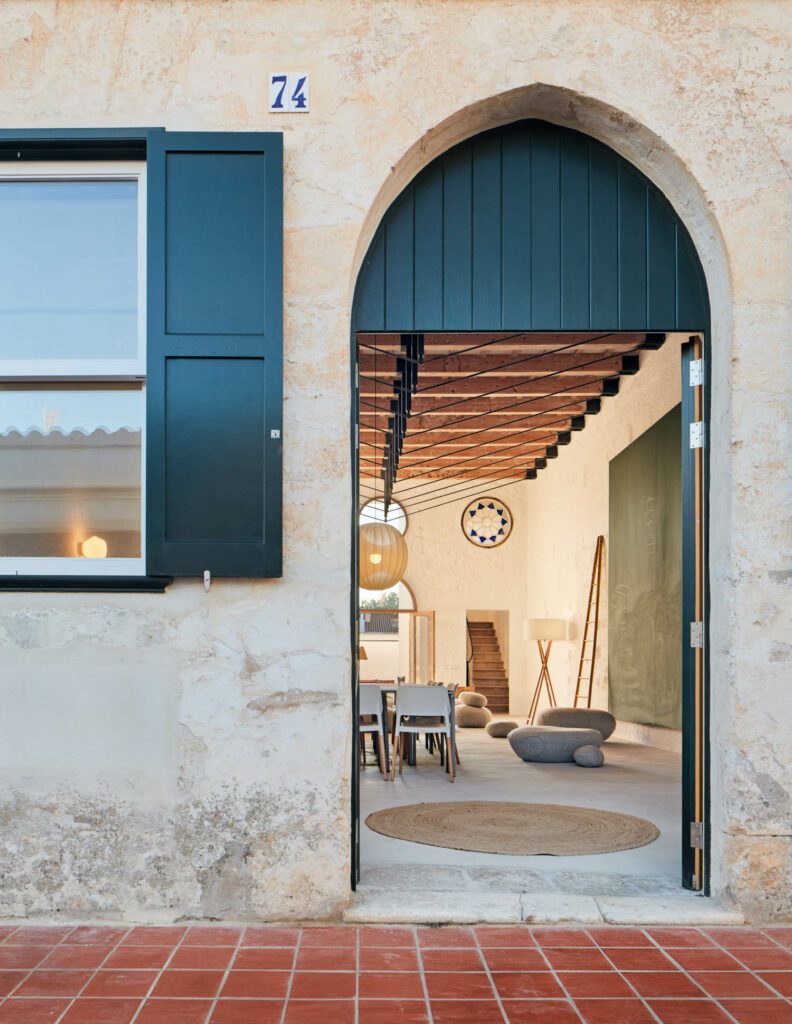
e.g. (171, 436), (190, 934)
(353, 119), (709, 333)
(147, 131), (283, 577)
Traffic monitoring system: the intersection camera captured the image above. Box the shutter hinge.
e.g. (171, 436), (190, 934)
(690, 621), (704, 648)
(689, 359), (704, 386)
(690, 421), (705, 449)
(690, 821), (705, 849)
(203, 570), (211, 592)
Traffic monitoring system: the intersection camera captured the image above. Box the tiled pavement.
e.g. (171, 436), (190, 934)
(0, 923), (790, 1023)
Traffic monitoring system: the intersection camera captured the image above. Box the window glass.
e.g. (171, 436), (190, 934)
(0, 180), (138, 361)
(0, 385), (142, 559)
(359, 497), (407, 534)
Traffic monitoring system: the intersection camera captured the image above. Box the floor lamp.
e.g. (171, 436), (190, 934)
(526, 618), (568, 724)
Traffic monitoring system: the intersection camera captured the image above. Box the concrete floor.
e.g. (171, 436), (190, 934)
(360, 722), (682, 898)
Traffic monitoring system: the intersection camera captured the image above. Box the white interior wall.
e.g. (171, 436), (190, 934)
(360, 638), (399, 680)
(522, 335), (684, 749)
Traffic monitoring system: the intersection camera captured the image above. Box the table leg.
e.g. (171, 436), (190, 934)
(380, 691), (390, 775)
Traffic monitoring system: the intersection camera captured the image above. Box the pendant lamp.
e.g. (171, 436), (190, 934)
(359, 522), (408, 589)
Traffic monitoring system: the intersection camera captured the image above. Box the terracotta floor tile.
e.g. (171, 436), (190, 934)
(622, 970), (704, 998)
(720, 999), (792, 1023)
(0, 970), (26, 996)
(241, 927), (299, 947)
(424, 970), (495, 999)
(665, 947), (741, 971)
(558, 970), (635, 998)
(733, 947), (792, 970)
(531, 928), (595, 948)
(151, 969), (224, 998)
(420, 948), (484, 971)
(208, 1001), (284, 1023)
(66, 927), (128, 947)
(0, 999), (71, 1023)
(82, 969), (158, 998)
(122, 927), (186, 947)
(358, 1001), (430, 1023)
(0, 928), (18, 943)
(169, 946), (236, 970)
(7, 927), (74, 946)
(42, 944), (114, 969)
(104, 946), (173, 970)
(299, 928), (357, 948)
(232, 947), (294, 970)
(475, 927), (536, 948)
(758, 972), (792, 997)
(587, 927), (652, 948)
(359, 948), (419, 972)
(183, 927), (241, 947)
(705, 928), (777, 948)
(134, 1000), (212, 1023)
(295, 947), (356, 971)
(13, 969), (93, 997)
(0, 947), (53, 969)
(646, 928), (716, 948)
(647, 999), (732, 1023)
(429, 1002), (504, 1024)
(220, 970), (290, 999)
(417, 927), (476, 949)
(762, 927), (792, 948)
(358, 971), (426, 1000)
(575, 1000), (657, 1024)
(60, 999), (141, 1024)
(692, 970), (778, 998)
(482, 949), (548, 972)
(358, 927), (416, 948)
(543, 947), (612, 971)
(501, 1001), (579, 1024)
(490, 971), (564, 999)
(290, 970), (357, 999)
(605, 947), (678, 971)
(283, 1001), (355, 1023)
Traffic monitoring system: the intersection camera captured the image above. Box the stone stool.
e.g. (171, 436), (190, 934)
(455, 703), (493, 727)
(508, 725), (603, 763)
(486, 720), (519, 738)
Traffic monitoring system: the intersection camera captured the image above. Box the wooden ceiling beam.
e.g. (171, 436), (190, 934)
(359, 354), (626, 376)
(360, 376), (607, 398)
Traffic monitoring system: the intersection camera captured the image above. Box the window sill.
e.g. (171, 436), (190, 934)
(0, 575), (173, 593)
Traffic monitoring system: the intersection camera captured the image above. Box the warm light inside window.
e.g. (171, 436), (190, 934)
(80, 535), (108, 559)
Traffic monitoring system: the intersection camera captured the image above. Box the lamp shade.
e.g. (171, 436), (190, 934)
(359, 522), (408, 589)
(358, 645), (368, 661)
(526, 618), (568, 641)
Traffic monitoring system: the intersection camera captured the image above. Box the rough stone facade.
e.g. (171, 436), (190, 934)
(0, 1), (790, 922)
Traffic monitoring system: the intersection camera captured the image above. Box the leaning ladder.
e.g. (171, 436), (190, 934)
(574, 535), (605, 708)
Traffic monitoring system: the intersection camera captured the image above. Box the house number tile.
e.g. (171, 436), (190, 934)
(269, 72), (309, 112)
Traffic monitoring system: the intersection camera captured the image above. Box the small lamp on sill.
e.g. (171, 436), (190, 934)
(358, 646), (368, 661)
(79, 535), (108, 559)
(526, 618), (568, 724)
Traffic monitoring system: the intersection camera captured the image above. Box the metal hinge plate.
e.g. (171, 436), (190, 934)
(690, 621), (704, 648)
(690, 421), (705, 448)
(689, 359), (704, 386)
(690, 821), (705, 850)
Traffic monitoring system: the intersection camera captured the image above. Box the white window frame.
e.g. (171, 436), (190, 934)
(0, 161), (147, 577)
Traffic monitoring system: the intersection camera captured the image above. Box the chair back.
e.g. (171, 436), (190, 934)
(359, 684), (383, 717)
(394, 684), (449, 719)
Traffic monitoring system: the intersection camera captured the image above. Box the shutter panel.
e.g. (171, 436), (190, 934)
(146, 131), (283, 577)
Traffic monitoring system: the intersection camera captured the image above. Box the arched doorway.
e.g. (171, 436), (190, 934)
(351, 116), (710, 898)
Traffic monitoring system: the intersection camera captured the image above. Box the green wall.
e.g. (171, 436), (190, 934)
(608, 405), (682, 729)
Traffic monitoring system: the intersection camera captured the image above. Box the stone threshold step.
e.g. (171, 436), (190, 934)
(345, 891), (744, 926)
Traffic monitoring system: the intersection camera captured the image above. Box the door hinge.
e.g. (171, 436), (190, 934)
(690, 621), (704, 648)
(690, 421), (705, 448)
(690, 821), (705, 850)
(689, 359), (704, 386)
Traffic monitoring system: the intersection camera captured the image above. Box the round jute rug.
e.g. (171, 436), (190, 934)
(365, 801), (659, 856)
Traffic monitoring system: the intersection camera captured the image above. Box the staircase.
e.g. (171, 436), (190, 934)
(467, 620), (509, 712)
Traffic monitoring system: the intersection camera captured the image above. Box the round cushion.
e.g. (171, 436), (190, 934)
(455, 704), (493, 728)
(486, 720), (518, 738)
(536, 707), (616, 741)
(573, 744), (605, 767)
(459, 690), (488, 708)
(508, 725), (603, 763)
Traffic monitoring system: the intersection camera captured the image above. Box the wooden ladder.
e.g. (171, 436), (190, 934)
(574, 535), (605, 708)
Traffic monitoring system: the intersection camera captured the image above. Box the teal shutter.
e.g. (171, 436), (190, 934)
(146, 132), (283, 577)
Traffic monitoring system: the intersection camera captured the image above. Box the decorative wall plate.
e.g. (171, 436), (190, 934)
(461, 496), (513, 548)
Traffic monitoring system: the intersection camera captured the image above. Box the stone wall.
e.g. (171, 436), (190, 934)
(0, 0), (790, 921)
